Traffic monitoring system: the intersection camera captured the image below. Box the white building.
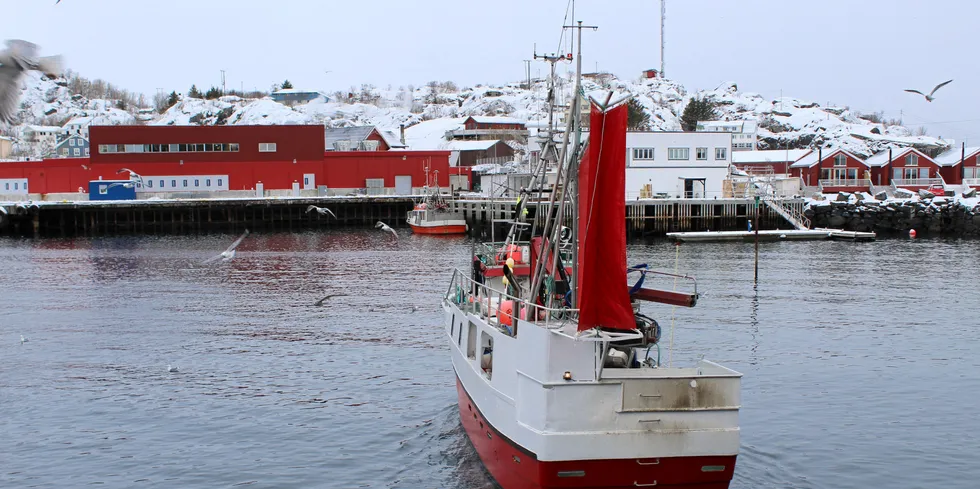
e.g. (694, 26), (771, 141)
(63, 116), (107, 140)
(23, 125), (62, 145)
(695, 120), (757, 151)
(625, 131), (732, 199)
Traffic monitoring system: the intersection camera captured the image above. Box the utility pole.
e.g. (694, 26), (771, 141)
(220, 70), (226, 94)
(523, 60), (532, 90)
(660, 0), (666, 78)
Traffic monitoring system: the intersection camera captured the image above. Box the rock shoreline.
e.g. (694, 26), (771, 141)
(805, 191), (980, 235)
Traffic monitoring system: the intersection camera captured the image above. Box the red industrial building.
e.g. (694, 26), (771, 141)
(0, 125), (468, 196)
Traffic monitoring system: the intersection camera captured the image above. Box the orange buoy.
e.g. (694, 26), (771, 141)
(909, 229), (917, 238)
(499, 300), (514, 327)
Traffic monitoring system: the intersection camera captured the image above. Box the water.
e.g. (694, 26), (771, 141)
(1, 231), (978, 489)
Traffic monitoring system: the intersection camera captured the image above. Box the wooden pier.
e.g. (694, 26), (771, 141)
(666, 229), (877, 243)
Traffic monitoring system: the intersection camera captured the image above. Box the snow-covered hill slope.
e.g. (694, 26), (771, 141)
(5, 72), (950, 159)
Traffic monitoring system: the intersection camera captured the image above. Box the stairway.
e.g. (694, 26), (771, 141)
(762, 197), (811, 230)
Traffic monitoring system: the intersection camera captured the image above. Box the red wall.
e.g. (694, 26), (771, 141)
(868, 150), (941, 187)
(792, 150), (869, 188)
(89, 125), (325, 164)
(938, 152), (980, 185)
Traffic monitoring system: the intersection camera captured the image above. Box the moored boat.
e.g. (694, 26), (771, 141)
(406, 190), (467, 235)
(442, 37), (741, 488)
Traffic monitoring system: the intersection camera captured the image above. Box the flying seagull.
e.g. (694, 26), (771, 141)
(306, 205), (337, 219)
(0, 40), (63, 125)
(375, 221), (397, 239)
(904, 80), (953, 102)
(116, 168), (144, 186)
(314, 293), (348, 306)
(202, 229), (250, 264)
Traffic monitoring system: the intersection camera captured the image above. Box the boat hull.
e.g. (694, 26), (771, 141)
(409, 223), (467, 234)
(456, 376), (737, 489)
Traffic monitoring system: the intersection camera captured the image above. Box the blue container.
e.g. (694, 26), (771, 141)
(89, 180), (137, 201)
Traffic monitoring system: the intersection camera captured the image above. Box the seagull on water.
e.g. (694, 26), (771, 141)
(306, 205), (337, 219)
(375, 221), (397, 239)
(20, 335), (27, 344)
(201, 229), (250, 264)
(0, 40), (63, 125)
(167, 364), (179, 373)
(314, 293), (348, 306)
(904, 79), (953, 102)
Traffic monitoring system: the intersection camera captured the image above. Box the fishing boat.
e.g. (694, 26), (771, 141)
(406, 189), (468, 235)
(441, 26), (741, 489)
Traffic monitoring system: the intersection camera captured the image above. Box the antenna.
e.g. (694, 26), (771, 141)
(220, 69), (226, 94)
(660, 0), (666, 78)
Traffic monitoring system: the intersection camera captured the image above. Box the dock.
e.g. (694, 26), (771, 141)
(667, 228), (876, 243)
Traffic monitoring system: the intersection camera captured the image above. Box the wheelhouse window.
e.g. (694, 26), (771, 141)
(667, 148), (689, 160)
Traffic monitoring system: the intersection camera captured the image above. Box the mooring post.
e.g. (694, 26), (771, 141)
(754, 195), (760, 283)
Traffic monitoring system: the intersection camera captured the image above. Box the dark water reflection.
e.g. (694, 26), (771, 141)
(1, 232), (978, 488)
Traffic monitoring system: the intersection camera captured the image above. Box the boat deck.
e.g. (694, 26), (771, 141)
(666, 228), (876, 243)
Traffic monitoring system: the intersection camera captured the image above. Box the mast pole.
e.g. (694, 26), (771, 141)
(567, 20), (593, 308)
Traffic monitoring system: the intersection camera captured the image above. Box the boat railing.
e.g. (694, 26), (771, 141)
(445, 268), (579, 334)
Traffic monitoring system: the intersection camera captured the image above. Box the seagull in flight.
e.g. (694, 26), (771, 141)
(904, 79), (953, 102)
(314, 293), (348, 306)
(116, 168), (144, 186)
(376, 221), (397, 239)
(0, 40), (63, 125)
(202, 229), (250, 264)
(306, 205), (337, 219)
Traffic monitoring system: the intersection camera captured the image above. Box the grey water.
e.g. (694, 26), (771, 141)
(1, 231), (978, 489)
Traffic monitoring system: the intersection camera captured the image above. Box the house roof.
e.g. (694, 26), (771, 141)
(465, 116), (525, 125)
(934, 146), (980, 166)
(378, 130), (406, 148)
(25, 125), (61, 132)
(732, 149), (808, 164)
(790, 148), (867, 168)
(445, 140), (502, 151)
(272, 88), (325, 95)
(54, 136), (88, 149)
(864, 147), (934, 167)
(696, 120), (757, 133)
(323, 126), (378, 149)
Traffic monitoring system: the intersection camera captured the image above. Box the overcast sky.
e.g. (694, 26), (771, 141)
(7, 0), (979, 144)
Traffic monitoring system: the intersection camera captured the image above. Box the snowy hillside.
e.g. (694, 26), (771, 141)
(4, 71), (950, 159)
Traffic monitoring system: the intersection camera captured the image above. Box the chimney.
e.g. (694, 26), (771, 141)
(400, 124), (406, 146)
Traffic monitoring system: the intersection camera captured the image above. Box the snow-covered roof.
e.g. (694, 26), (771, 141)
(934, 146), (980, 166)
(378, 129), (406, 148)
(732, 149), (808, 164)
(403, 117), (465, 150)
(445, 140), (501, 151)
(696, 120), (756, 133)
(25, 125), (61, 132)
(790, 148), (868, 168)
(465, 116), (524, 125)
(272, 88), (324, 95)
(863, 147), (934, 167)
(324, 126), (377, 149)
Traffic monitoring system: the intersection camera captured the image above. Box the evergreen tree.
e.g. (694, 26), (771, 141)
(680, 97), (718, 131)
(187, 85), (203, 98)
(281, 80), (294, 90)
(626, 98), (650, 131)
(205, 86), (223, 100)
(115, 99), (127, 110)
(167, 91), (179, 107)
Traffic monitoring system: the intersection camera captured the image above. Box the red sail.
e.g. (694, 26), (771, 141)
(576, 102), (634, 332)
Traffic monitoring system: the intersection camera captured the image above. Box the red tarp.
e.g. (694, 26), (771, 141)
(576, 102), (635, 332)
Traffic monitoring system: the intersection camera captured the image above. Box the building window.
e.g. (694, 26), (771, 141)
(4, 183), (8, 190)
(171, 179), (177, 187)
(84, 148), (89, 156)
(73, 148), (80, 156)
(182, 179), (187, 187)
(147, 180), (153, 188)
(159, 179), (164, 188)
(906, 154), (918, 166)
(696, 147), (708, 160)
(195, 179), (199, 187)
(715, 147), (727, 160)
(99, 185), (108, 195)
(69, 139), (75, 147)
(217, 178), (223, 186)
(667, 148), (689, 160)
(964, 167), (977, 179)
(13, 183), (18, 190)
(834, 154), (847, 167)
(231, 143), (240, 152)
(259, 143), (277, 152)
(632, 148), (655, 160)
(206, 179), (211, 186)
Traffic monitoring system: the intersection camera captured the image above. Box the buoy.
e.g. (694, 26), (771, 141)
(909, 229), (917, 238)
(499, 300), (514, 327)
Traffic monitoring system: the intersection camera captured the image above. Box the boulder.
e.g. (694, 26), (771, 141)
(875, 191), (888, 201)
(918, 189), (935, 199)
(836, 192), (852, 202)
(894, 188), (915, 199)
(963, 188), (977, 199)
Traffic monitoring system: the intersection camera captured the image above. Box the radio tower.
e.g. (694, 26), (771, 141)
(660, 0), (666, 78)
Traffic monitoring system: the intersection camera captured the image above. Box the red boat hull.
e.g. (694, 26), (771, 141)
(410, 223), (467, 234)
(456, 377), (737, 489)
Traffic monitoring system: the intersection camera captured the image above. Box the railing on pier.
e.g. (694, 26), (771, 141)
(964, 178), (980, 186)
(474, 156), (519, 166)
(761, 197), (810, 230)
(818, 179), (871, 189)
(891, 178), (943, 187)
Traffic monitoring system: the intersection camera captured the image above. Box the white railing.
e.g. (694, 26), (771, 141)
(474, 156), (519, 166)
(762, 197), (810, 230)
(964, 178), (980, 186)
(818, 179), (870, 188)
(892, 178), (943, 187)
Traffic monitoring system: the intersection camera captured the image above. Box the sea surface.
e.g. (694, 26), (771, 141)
(1, 231), (978, 489)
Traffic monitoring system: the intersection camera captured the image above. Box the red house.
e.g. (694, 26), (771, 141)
(790, 148), (871, 192)
(935, 145), (980, 189)
(864, 147), (943, 190)
(642, 69), (660, 79)
(461, 116), (526, 132)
